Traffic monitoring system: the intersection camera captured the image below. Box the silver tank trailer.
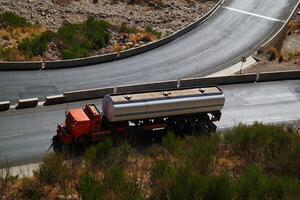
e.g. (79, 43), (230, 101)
(102, 87), (225, 122)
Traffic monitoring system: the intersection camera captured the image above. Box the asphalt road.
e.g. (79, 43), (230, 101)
(0, 80), (299, 166)
(0, 0), (299, 102)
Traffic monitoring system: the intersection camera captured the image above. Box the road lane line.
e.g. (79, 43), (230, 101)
(0, 133), (24, 139)
(223, 6), (285, 23)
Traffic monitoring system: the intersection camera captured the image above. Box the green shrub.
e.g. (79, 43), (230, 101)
(104, 164), (143, 200)
(236, 165), (286, 200)
(225, 122), (293, 162)
(274, 139), (300, 178)
(0, 12), (29, 27)
(35, 153), (67, 184)
(225, 123), (300, 178)
(0, 48), (12, 61)
(166, 166), (202, 200)
(162, 132), (180, 154)
(201, 175), (232, 200)
(86, 17), (110, 49)
(57, 17), (110, 59)
(145, 26), (162, 39)
(84, 141), (113, 166)
(18, 30), (56, 57)
(62, 45), (90, 60)
(151, 159), (170, 181)
(182, 135), (219, 175)
(162, 132), (219, 175)
(151, 161), (232, 200)
(18, 37), (47, 57)
(78, 173), (104, 200)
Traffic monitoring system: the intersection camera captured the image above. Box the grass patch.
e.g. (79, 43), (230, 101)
(145, 26), (162, 39)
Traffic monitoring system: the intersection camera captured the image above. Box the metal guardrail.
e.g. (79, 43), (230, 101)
(1, 70), (299, 111)
(0, 0), (224, 71)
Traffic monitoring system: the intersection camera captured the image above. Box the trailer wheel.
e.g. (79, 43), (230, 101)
(129, 126), (142, 146)
(52, 135), (62, 153)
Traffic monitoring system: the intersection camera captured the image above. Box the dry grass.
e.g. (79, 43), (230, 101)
(288, 21), (300, 35)
(111, 31), (158, 53)
(0, 26), (45, 49)
(0, 26), (45, 61)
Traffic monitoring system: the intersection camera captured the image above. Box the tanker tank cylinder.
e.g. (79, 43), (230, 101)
(102, 87), (225, 122)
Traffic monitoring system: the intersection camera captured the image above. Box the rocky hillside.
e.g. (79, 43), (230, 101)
(0, 0), (217, 61)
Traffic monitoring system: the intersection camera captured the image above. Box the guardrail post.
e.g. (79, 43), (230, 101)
(256, 73), (260, 82)
(177, 80), (181, 88)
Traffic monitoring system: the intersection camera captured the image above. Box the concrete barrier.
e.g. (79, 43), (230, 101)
(64, 87), (114, 102)
(117, 80), (178, 93)
(45, 53), (117, 69)
(16, 98), (39, 109)
(180, 74), (257, 87)
(0, 101), (10, 111)
(44, 94), (65, 106)
(257, 70), (300, 82)
(0, 62), (41, 71)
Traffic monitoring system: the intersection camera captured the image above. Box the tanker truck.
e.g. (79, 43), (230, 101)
(52, 86), (225, 152)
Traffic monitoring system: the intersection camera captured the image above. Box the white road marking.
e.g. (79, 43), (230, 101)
(223, 6), (285, 23)
(0, 133), (24, 139)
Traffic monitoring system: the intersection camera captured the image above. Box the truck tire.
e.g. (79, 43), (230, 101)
(52, 135), (62, 153)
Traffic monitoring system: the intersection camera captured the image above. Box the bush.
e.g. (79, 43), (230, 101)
(85, 141), (113, 166)
(35, 153), (67, 184)
(18, 30), (56, 57)
(225, 122), (293, 162)
(182, 135), (219, 175)
(235, 165), (290, 200)
(0, 12), (29, 27)
(151, 160), (232, 200)
(225, 123), (300, 178)
(57, 16), (110, 59)
(18, 37), (47, 57)
(78, 173), (104, 200)
(162, 132), (219, 175)
(104, 164), (143, 200)
(162, 132), (180, 155)
(201, 175), (232, 200)
(86, 17), (110, 49)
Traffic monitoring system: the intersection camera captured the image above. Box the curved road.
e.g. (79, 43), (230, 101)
(0, 80), (299, 166)
(0, 0), (299, 102)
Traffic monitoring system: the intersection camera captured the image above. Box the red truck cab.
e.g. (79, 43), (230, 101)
(54, 104), (103, 151)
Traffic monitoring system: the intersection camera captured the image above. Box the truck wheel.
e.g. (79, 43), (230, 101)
(52, 135), (62, 153)
(76, 135), (90, 153)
